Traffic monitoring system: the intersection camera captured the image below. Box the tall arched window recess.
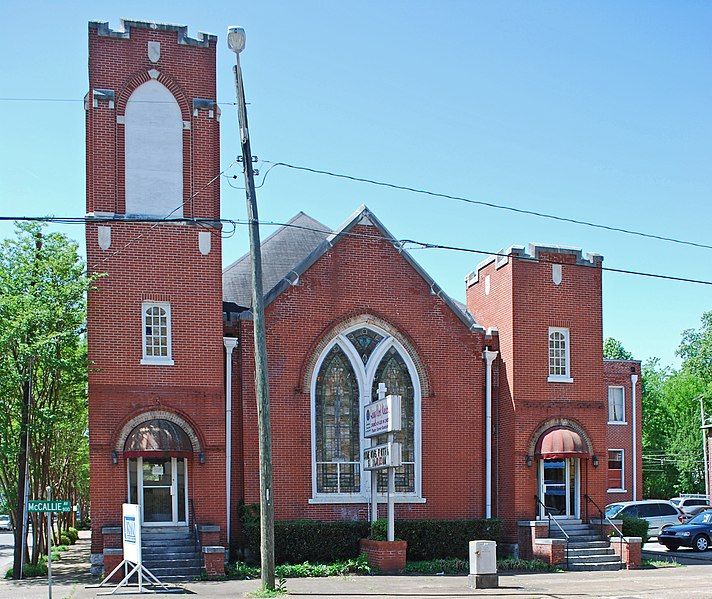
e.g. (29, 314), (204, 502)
(310, 324), (422, 502)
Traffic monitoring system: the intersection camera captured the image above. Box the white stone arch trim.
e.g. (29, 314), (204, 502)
(115, 410), (202, 453)
(309, 319), (423, 502)
(302, 313), (430, 397)
(527, 417), (594, 457)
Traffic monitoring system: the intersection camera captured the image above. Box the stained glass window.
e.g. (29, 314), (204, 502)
(315, 345), (360, 493)
(346, 328), (384, 365)
(372, 347), (415, 493)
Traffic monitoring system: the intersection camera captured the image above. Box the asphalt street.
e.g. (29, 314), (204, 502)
(0, 530), (35, 577)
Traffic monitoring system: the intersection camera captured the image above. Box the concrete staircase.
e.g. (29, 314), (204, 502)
(141, 527), (202, 581)
(548, 519), (622, 571)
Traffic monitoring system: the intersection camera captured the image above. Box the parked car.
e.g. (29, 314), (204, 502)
(659, 510), (712, 551)
(0, 515), (11, 531)
(670, 496), (711, 514)
(681, 505), (712, 523)
(605, 500), (685, 537)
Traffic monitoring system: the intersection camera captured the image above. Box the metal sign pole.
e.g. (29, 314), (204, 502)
(46, 487), (52, 599)
(387, 430), (395, 542)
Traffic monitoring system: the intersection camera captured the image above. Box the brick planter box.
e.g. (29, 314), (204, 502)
(359, 539), (407, 573)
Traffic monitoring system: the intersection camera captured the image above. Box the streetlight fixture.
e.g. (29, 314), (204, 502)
(228, 25), (276, 592)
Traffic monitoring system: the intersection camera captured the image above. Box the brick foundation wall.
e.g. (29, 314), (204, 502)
(611, 536), (642, 569)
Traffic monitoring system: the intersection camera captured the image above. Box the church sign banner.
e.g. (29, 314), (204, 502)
(364, 395), (401, 438)
(364, 442), (402, 471)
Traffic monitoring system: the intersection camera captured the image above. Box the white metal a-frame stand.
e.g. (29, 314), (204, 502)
(95, 558), (170, 595)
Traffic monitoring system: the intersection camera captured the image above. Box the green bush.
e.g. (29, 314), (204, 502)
(59, 534), (71, 546)
(4, 557), (48, 579)
(242, 515), (501, 564)
(403, 558), (468, 575)
(396, 519), (501, 560)
(370, 519), (387, 541)
(66, 527), (79, 544)
(612, 516), (649, 544)
(243, 520), (369, 565)
(497, 557), (557, 572)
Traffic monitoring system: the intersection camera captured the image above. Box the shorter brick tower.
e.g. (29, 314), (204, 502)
(85, 20), (226, 577)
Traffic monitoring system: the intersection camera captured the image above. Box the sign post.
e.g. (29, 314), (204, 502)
(28, 490), (72, 599)
(364, 384), (402, 542)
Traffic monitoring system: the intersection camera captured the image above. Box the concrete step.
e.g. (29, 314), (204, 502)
(566, 547), (615, 556)
(551, 535), (604, 543)
(567, 540), (611, 549)
(565, 553), (620, 564)
(142, 539), (195, 548)
(142, 550), (199, 560)
(567, 561), (621, 572)
(142, 533), (193, 541)
(144, 558), (202, 569)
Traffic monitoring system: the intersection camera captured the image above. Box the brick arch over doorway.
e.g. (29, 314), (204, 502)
(527, 417), (594, 457)
(114, 410), (202, 453)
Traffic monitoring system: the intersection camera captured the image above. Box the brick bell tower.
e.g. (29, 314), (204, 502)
(85, 20), (226, 575)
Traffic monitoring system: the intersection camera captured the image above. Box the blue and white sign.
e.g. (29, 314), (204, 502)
(364, 394), (401, 438)
(122, 503), (142, 564)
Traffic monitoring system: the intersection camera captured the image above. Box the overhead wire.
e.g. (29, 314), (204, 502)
(259, 161), (712, 252)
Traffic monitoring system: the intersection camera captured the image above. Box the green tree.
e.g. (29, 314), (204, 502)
(0, 223), (92, 567)
(603, 337), (634, 360)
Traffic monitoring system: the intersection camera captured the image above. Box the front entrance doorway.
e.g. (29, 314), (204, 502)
(128, 457), (188, 526)
(538, 458), (580, 519)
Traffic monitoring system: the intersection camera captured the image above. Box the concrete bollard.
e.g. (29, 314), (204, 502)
(468, 540), (498, 589)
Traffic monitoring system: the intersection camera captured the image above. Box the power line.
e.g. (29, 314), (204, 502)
(7, 213), (712, 286)
(260, 161), (712, 252)
(0, 96), (240, 105)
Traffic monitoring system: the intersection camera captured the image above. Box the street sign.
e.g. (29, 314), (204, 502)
(28, 500), (71, 513)
(364, 394), (401, 438)
(364, 442), (402, 471)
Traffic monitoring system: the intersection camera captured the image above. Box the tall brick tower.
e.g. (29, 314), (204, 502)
(466, 245), (609, 539)
(85, 20), (226, 575)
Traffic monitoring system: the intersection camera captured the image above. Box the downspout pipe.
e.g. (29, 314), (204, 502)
(631, 373), (639, 501)
(484, 348), (499, 519)
(224, 337), (239, 547)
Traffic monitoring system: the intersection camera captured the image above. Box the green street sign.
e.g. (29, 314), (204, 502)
(28, 500), (71, 513)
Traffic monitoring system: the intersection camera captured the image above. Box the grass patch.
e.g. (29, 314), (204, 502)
(642, 558), (682, 569)
(247, 578), (288, 597)
(4, 557), (49, 579)
(497, 557), (560, 572)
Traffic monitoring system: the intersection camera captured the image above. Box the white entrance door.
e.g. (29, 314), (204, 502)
(538, 458), (579, 519)
(128, 457), (188, 526)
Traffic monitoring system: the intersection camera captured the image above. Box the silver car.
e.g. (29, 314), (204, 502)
(605, 500), (685, 537)
(0, 515), (11, 531)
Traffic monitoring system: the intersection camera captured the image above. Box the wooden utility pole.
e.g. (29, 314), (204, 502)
(228, 26), (275, 590)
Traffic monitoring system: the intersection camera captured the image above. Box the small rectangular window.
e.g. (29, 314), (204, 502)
(608, 387), (625, 423)
(548, 327), (571, 382)
(607, 449), (624, 491)
(141, 302), (174, 365)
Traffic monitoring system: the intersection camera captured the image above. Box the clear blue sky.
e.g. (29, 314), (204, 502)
(1, 1), (710, 367)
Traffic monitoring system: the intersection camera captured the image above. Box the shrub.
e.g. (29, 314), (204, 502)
(396, 519), (501, 560)
(60, 534), (71, 546)
(242, 515), (501, 564)
(369, 519), (387, 541)
(612, 516), (649, 544)
(66, 527), (79, 544)
(4, 558), (48, 579)
(403, 558), (468, 575)
(243, 519), (369, 564)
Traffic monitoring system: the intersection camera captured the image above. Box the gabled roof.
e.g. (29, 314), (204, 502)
(223, 205), (483, 332)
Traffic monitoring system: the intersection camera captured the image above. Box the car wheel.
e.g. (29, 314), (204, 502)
(693, 535), (710, 552)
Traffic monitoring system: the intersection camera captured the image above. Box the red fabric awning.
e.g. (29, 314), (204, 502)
(535, 427), (590, 459)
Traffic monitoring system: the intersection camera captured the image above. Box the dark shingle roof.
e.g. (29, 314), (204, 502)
(222, 212), (330, 308)
(222, 205), (482, 332)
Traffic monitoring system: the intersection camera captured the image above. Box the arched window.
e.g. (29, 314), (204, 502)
(548, 327), (570, 380)
(314, 345), (360, 493)
(124, 80), (183, 216)
(372, 347), (415, 493)
(311, 324), (421, 500)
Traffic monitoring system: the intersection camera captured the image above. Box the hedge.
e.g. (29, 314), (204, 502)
(242, 517), (501, 564)
(614, 516), (650, 544)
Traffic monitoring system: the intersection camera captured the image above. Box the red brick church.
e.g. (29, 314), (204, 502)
(85, 20), (642, 576)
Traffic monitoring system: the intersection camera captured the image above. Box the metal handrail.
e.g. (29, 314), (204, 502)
(534, 495), (570, 570)
(189, 499), (201, 557)
(584, 494), (628, 557)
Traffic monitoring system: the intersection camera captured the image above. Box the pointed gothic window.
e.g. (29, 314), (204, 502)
(314, 345), (361, 493)
(346, 328), (384, 364)
(372, 347), (415, 493)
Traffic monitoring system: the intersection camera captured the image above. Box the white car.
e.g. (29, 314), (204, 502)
(670, 496), (711, 514)
(605, 500), (685, 537)
(0, 515), (11, 531)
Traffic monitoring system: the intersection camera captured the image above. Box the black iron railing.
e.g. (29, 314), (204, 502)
(189, 499), (201, 557)
(534, 495), (569, 570)
(584, 494), (628, 557)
